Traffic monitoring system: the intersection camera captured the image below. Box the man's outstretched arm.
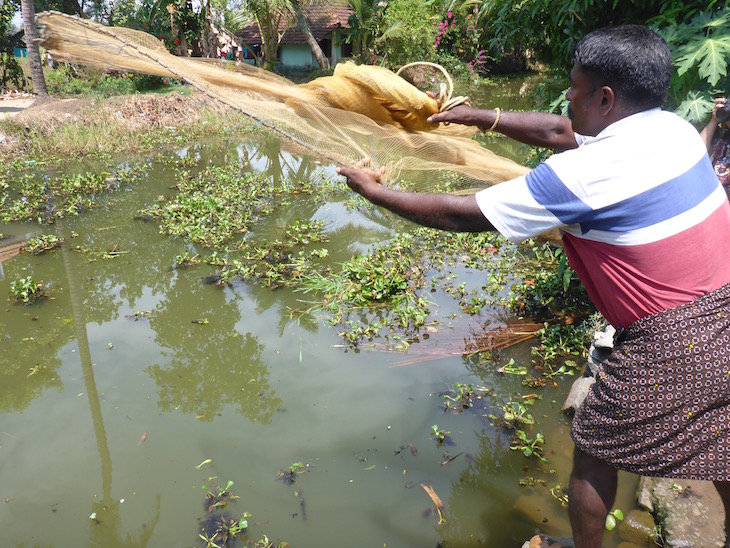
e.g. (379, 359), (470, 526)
(428, 105), (578, 152)
(338, 163), (496, 233)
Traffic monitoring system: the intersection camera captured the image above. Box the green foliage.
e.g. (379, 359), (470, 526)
(475, 0), (670, 73)
(489, 396), (536, 429)
(202, 479), (239, 511)
(496, 359), (527, 376)
(532, 323), (591, 377)
(0, 2), (25, 92)
(139, 165), (277, 247)
(440, 382), (492, 412)
(83, 0), (203, 53)
(476, 1), (730, 126)
(653, 6), (730, 123)
(550, 483), (569, 506)
(432, 6), (485, 71)
(299, 233), (430, 345)
(45, 66), (180, 97)
(1, 168), (145, 224)
(507, 241), (591, 318)
(254, 535), (290, 548)
(469, 0), (729, 125)
(605, 508), (624, 531)
(431, 424), (450, 443)
(25, 234), (63, 254)
(510, 429), (547, 463)
(433, 50), (476, 82)
(277, 461), (305, 484)
(345, 0), (404, 64)
(233, 0), (289, 69)
(10, 276), (46, 303)
(283, 219), (328, 246)
(138, 165), (335, 289)
(380, 0), (435, 69)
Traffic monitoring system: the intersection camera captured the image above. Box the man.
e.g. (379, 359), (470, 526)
(338, 25), (730, 546)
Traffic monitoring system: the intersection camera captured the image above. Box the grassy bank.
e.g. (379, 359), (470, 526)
(0, 92), (255, 159)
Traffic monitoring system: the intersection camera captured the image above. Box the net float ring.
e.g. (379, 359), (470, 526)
(396, 61), (470, 112)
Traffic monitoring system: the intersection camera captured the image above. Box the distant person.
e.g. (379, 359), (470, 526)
(701, 97), (730, 193)
(339, 25), (730, 547)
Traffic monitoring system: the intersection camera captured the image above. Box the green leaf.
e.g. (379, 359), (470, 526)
(696, 38), (730, 86)
(675, 91), (713, 125)
(363, 464), (376, 471)
(676, 35), (730, 86)
(605, 513), (616, 531)
(613, 509), (624, 521)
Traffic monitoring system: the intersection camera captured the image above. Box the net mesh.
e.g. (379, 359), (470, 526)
(38, 11), (529, 193)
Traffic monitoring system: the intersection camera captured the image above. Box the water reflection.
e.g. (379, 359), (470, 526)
(0, 82), (588, 545)
(0, 328), (64, 412)
(0, 236), (67, 412)
(146, 315), (278, 423)
(59, 219), (163, 547)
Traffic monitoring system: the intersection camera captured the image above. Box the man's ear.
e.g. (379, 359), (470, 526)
(599, 86), (616, 115)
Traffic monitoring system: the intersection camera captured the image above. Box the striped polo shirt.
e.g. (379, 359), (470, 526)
(476, 108), (730, 328)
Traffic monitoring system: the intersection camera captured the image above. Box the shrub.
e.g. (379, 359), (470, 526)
(45, 65), (179, 97)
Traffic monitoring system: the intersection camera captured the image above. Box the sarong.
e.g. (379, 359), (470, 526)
(572, 282), (730, 481)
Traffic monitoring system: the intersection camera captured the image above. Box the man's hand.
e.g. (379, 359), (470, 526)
(336, 158), (386, 199)
(427, 105), (480, 127)
(337, 158), (494, 233)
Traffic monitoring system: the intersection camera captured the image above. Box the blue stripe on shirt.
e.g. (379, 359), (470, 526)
(525, 156), (718, 233)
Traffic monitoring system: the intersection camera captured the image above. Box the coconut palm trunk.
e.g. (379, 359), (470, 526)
(290, 0), (329, 70)
(21, 0), (48, 96)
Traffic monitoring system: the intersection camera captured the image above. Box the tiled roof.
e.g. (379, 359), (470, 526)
(236, 1), (353, 45)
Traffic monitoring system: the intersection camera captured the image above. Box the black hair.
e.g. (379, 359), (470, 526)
(571, 25), (673, 112)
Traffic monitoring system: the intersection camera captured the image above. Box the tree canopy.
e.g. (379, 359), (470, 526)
(4, 0), (729, 123)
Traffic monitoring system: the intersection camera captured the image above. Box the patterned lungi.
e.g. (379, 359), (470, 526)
(572, 282), (730, 481)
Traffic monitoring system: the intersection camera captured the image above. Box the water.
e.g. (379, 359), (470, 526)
(0, 83), (638, 548)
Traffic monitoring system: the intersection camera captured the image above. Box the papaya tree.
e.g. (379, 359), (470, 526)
(652, 6), (730, 123)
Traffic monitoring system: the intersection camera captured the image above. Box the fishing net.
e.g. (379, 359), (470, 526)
(38, 11), (529, 193)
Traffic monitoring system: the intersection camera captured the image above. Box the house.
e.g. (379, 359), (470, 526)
(236, 2), (353, 71)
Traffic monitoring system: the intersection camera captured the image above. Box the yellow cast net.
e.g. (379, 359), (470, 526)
(38, 11), (529, 193)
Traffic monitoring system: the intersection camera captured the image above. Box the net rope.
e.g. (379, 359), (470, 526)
(38, 11), (529, 193)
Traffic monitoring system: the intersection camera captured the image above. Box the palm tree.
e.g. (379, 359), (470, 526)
(236, 0), (331, 71)
(21, 0), (48, 96)
(290, 0), (329, 70)
(345, 0), (403, 64)
(234, 0), (287, 70)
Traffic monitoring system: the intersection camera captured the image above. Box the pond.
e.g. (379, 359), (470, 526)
(0, 80), (638, 547)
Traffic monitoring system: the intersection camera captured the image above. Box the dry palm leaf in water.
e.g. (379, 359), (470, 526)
(387, 318), (546, 368)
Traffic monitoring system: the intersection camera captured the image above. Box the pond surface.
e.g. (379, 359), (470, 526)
(0, 81), (638, 548)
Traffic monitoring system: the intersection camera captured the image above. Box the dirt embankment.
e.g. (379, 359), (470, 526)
(0, 95), (35, 120)
(4, 92), (221, 125)
(0, 92), (230, 156)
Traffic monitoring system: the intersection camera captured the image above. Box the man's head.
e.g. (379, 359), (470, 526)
(566, 25), (673, 135)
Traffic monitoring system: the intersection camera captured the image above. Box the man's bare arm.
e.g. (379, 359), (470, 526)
(337, 164), (495, 233)
(428, 105), (578, 152)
